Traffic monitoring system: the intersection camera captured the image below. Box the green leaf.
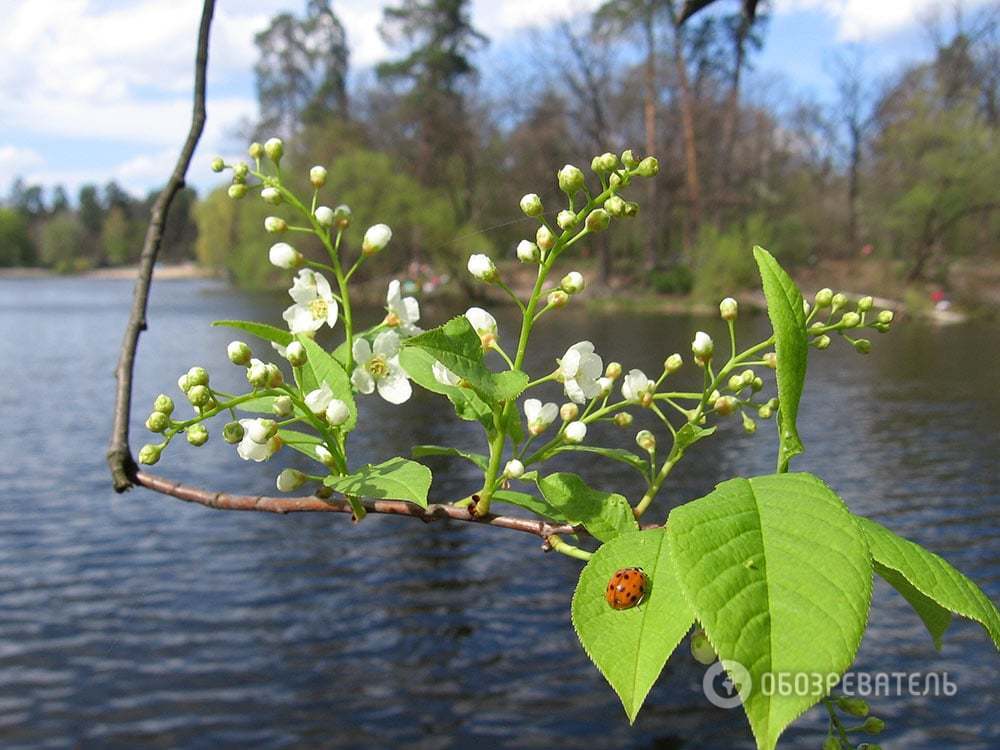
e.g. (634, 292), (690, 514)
(404, 316), (528, 405)
(213, 319), (293, 347)
(398, 346), (493, 429)
(492, 489), (567, 522)
(324, 457), (432, 508)
(857, 517), (1000, 650)
(572, 528), (696, 723)
(551, 445), (650, 479)
(674, 422), (717, 453)
(667, 473), (873, 750)
(236, 395), (278, 414)
(277, 428), (327, 462)
(875, 562), (952, 651)
(296, 336), (357, 432)
(534, 472), (638, 542)
(411, 444), (489, 471)
(753, 246), (807, 472)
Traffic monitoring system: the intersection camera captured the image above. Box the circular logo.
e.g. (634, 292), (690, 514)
(703, 660), (752, 709)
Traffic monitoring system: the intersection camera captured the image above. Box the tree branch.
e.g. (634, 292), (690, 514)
(107, 0), (216, 491)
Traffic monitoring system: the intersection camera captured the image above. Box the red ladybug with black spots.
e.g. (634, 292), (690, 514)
(605, 567), (649, 610)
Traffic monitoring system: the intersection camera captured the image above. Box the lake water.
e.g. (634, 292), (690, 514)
(0, 276), (997, 749)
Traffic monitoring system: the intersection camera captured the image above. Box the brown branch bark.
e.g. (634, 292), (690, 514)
(107, 0), (216, 492)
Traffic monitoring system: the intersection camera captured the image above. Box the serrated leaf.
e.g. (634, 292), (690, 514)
(674, 422), (717, 453)
(278, 428), (327, 462)
(753, 246), (807, 472)
(552, 445), (650, 479)
(875, 562), (952, 650)
(572, 528), (696, 723)
(399, 346), (493, 429)
(857, 517), (1000, 650)
(296, 336), (357, 432)
(411, 444), (489, 471)
(667, 473), (872, 750)
(324, 457), (431, 507)
(534, 472), (638, 542)
(213, 319), (293, 347)
(492, 489), (567, 521)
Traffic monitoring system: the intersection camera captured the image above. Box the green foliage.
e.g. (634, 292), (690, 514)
(39, 212), (88, 273)
(691, 216), (766, 301)
(212, 320), (294, 347)
(324, 457), (432, 507)
(194, 186), (275, 288)
(533, 472), (638, 543)
(296, 336), (357, 432)
(411, 444), (488, 470)
(101, 206), (133, 265)
(648, 265), (694, 294)
(0, 208), (35, 266)
(572, 528), (695, 723)
(398, 346), (492, 428)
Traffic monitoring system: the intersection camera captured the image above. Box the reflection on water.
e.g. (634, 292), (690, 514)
(0, 277), (996, 748)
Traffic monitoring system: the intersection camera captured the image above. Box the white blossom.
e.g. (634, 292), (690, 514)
(622, 369), (652, 402)
(282, 269), (339, 334)
(269, 242), (302, 270)
(524, 398), (558, 436)
(304, 383), (334, 416)
(385, 280), (422, 337)
(692, 331), (714, 362)
(465, 306), (497, 348)
(236, 418), (281, 462)
(558, 341), (604, 404)
(564, 421), (587, 443)
(363, 224), (393, 254)
(432, 361), (461, 387)
(325, 399), (350, 426)
(351, 331), (412, 404)
(504, 459), (525, 479)
(467, 253), (497, 281)
(276, 468), (306, 492)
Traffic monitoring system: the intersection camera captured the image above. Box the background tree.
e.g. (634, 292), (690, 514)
(0, 207), (35, 266)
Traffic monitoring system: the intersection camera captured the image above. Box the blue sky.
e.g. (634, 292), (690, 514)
(0, 0), (978, 201)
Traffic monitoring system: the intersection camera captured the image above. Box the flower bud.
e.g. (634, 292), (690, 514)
(728, 375), (744, 392)
(185, 367), (208, 387)
(516, 240), (540, 263)
(556, 210), (577, 230)
(223, 420), (245, 443)
(690, 628), (716, 665)
(831, 292), (848, 312)
(536, 225), (556, 251)
(228, 184), (247, 200)
(763, 352), (777, 369)
(272, 395), (293, 418)
(714, 395), (738, 416)
(814, 288), (833, 307)
(177, 373), (192, 392)
(691, 331), (714, 363)
(285, 340), (307, 367)
(621, 149), (637, 168)
(862, 717), (885, 734)
(585, 208), (610, 232)
(560, 403), (579, 422)
(635, 429), (656, 452)
(504, 459), (525, 479)
(812, 334), (831, 350)
(227, 340), (252, 365)
(261, 187), (282, 205)
(519, 193), (543, 217)
(877, 310), (893, 324)
(153, 394), (174, 416)
(333, 204), (351, 229)
(564, 421), (587, 443)
(547, 289), (569, 308)
(276, 468), (307, 492)
(186, 424), (209, 446)
(266, 363), (283, 387)
(248, 142), (264, 159)
(858, 295), (874, 312)
(841, 312), (861, 327)
(719, 297), (739, 321)
(210, 156), (225, 173)
(752, 376), (764, 391)
(268, 242), (302, 270)
(636, 156), (659, 177)
(593, 152), (617, 172)
(758, 404), (773, 419)
(558, 164), (585, 194)
(836, 696), (869, 717)
(309, 165), (327, 188)
(146, 411), (170, 433)
(138, 443), (162, 465)
(326, 399), (350, 426)
(264, 137), (283, 162)
(362, 224), (392, 255)
(315, 445), (336, 468)
(187, 384), (211, 407)
(613, 412), (633, 428)
(264, 216), (287, 233)
(314, 205), (334, 228)
(604, 195), (626, 216)
(664, 353), (683, 373)
(605, 362), (622, 380)
(467, 253), (497, 282)
(742, 413), (757, 434)
(853, 338), (872, 354)
(247, 359), (269, 388)
(623, 201), (640, 218)
(233, 162), (249, 180)
(246, 418), (278, 443)
(561, 271), (585, 295)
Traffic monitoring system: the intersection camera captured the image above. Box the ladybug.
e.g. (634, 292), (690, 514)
(605, 567), (649, 610)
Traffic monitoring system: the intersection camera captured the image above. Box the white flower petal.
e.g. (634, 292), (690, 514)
(523, 398), (541, 422)
(433, 360), (461, 386)
(465, 307), (497, 334)
(539, 403), (558, 424)
(377, 367), (412, 404)
(352, 337), (372, 365)
(402, 297), (420, 324)
(283, 303), (322, 334)
(351, 367), (375, 394)
(373, 330), (401, 358)
(288, 269), (319, 304)
(560, 348), (581, 378)
(564, 378), (587, 404)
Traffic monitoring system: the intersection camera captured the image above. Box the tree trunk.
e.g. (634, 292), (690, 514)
(719, 15), (750, 202)
(672, 22), (702, 255)
(643, 13), (659, 271)
(847, 123), (860, 251)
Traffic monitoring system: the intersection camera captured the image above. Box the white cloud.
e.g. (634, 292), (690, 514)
(0, 145), (44, 175)
(777, 0), (995, 41)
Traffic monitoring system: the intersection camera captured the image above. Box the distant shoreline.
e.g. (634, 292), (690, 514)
(0, 262), (219, 281)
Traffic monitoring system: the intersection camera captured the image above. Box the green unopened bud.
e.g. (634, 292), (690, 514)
(210, 156), (225, 173)
(613, 412), (633, 428)
(719, 297), (738, 321)
(233, 162), (249, 180)
(812, 334), (831, 350)
(272, 395), (293, 418)
(714, 395), (738, 416)
(536, 225), (556, 251)
(831, 292), (848, 312)
(751, 376), (764, 391)
(635, 429), (656, 452)
(622, 201), (639, 218)
(822, 739), (840, 750)
(186, 424), (209, 446)
(266, 363), (283, 387)
(153, 394), (174, 416)
(248, 142), (264, 159)
(186, 367), (208, 387)
(247, 360), (268, 388)
(636, 156), (659, 177)
(276, 468), (307, 492)
(264, 216), (287, 233)
(227, 340), (252, 365)
(556, 209), (577, 230)
(138, 443), (163, 465)
(690, 628), (717, 665)
(146, 411), (170, 433)
(853, 338), (872, 354)
(621, 149), (637, 168)
(815, 288), (833, 307)
(285, 340), (307, 367)
(837, 696), (869, 717)
(758, 404), (773, 419)
(228, 184), (247, 200)
(585, 208), (610, 232)
(728, 375), (744, 392)
(605, 362), (622, 380)
(309, 165), (327, 188)
(519, 193), (543, 217)
(260, 187), (282, 205)
(664, 353), (683, 373)
(547, 289), (569, 308)
(560, 403), (579, 422)
(841, 311), (861, 327)
(862, 717), (885, 734)
(558, 164), (585, 194)
(222, 421), (244, 444)
(561, 271), (585, 294)
(177, 373), (192, 392)
(333, 204), (352, 229)
(858, 295), (874, 312)
(877, 310), (894, 324)
(264, 137), (283, 162)
(187, 384), (211, 407)
(742, 413), (757, 434)
(517, 240), (541, 263)
(763, 352), (778, 369)
(604, 195), (626, 216)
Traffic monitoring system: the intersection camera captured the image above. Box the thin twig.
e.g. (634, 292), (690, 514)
(107, 0), (216, 491)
